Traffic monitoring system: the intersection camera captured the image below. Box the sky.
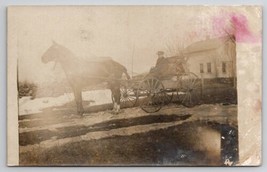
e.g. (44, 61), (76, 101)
(8, 6), (261, 84)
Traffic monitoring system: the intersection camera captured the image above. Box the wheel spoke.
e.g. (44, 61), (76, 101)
(189, 92), (192, 105)
(148, 78), (153, 89)
(151, 78), (155, 89)
(145, 79), (149, 89)
(176, 73), (201, 107)
(182, 92), (189, 103)
(139, 77), (165, 113)
(190, 78), (196, 89)
(154, 80), (159, 89)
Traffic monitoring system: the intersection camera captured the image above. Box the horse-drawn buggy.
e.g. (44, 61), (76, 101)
(42, 42), (201, 115)
(117, 54), (202, 113)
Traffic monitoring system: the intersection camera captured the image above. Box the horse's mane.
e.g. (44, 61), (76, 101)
(56, 44), (114, 64)
(79, 56), (113, 63)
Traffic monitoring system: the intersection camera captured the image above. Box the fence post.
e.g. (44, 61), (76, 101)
(201, 74), (204, 99)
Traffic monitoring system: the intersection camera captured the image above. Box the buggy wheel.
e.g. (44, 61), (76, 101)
(112, 83), (138, 108)
(164, 89), (174, 104)
(177, 72), (201, 107)
(138, 77), (167, 113)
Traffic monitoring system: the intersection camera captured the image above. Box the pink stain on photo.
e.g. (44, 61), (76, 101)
(212, 12), (261, 43)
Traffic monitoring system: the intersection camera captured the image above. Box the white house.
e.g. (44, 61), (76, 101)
(182, 35), (236, 79)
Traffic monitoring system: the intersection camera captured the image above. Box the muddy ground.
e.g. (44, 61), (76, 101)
(19, 105), (237, 166)
(19, 86), (238, 166)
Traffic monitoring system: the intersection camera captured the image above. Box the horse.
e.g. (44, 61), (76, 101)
(41, 41), (130, 116)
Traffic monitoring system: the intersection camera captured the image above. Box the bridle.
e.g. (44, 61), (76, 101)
(52, 57), (58, 70)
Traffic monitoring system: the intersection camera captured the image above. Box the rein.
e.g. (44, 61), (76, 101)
(53, 61), (57, 70)
(52, 57), (58, 70)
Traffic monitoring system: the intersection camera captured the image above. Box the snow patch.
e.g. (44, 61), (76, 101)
(19, 89), (112, 115)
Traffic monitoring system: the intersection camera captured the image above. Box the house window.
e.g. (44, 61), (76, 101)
(207, 63), (211, 73)
(222, 62), (226, 73)
(200, 63), (204, 73)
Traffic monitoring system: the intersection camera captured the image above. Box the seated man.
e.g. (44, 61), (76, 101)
(155, 51), (165, 66)
(150, 51), (168, 78)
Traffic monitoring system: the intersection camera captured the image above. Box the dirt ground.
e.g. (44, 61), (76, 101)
(19, 101), (238, 166)
(18, 82), (238, 166)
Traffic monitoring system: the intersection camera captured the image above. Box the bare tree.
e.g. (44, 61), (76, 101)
(164, 38), (185, 57)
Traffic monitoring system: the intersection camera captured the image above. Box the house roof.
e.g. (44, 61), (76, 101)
(183, 35), (234, 54)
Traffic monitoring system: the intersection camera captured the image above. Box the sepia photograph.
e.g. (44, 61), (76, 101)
(7, 6), (262, 166)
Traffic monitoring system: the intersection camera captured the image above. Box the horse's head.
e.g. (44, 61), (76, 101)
(41, 41), (60, 64)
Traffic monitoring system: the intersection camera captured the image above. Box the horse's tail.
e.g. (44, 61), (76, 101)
(123, 67), (131, 80)
(109, 59), (131, 80)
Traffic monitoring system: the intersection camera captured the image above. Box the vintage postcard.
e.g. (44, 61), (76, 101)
(7, 6), (262, 166)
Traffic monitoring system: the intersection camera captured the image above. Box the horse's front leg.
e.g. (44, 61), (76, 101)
(111, 83), (121, 114)
(73, 88), (84, 116)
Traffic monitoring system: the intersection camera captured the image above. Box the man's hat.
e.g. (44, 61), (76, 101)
(157, 51), (164, 55)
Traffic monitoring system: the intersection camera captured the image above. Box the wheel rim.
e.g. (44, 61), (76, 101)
(177, 73), (201, 107)
(120, 84), (138, 108)
(138, 77), (166, 113)
(111, 83), (138, 108)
